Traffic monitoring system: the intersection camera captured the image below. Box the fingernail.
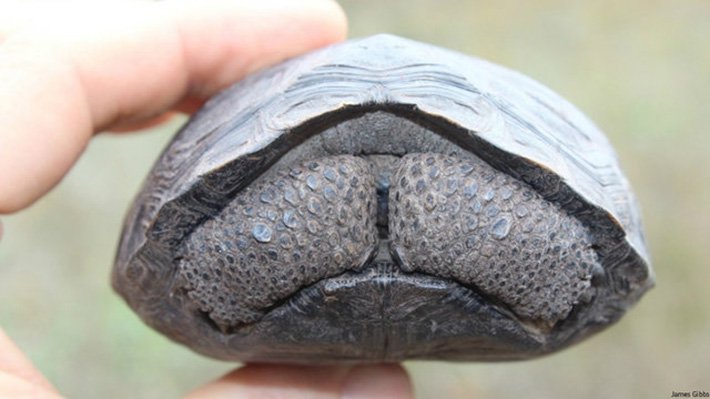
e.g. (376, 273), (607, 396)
(341, 364), (413, 399)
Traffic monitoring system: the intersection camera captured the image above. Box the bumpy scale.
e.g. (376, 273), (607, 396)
(178, 156), (378, 330)
(389, 153), (599, 324)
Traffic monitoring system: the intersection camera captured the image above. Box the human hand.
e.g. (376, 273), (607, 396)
(0, 1), (413, 398)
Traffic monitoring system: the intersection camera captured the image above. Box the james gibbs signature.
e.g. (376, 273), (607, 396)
(671, 391), (709, 398)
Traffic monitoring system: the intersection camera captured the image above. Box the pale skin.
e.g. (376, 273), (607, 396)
(0, 1), (413, 398)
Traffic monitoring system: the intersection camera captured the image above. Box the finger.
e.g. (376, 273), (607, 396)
(184, 363), (413, 399)
(340, 364), (414, 399)
(0, 0), (347, 213)
(0, 328), (60, 397)
(0, 373), (62, 399)
(108, 95), (208, 133)
(109, 96), (208, 133)
(108, 112), (180, 133)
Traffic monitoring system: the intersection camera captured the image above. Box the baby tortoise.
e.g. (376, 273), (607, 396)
(113, 35), (653, 362)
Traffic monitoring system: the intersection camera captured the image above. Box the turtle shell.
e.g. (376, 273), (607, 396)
(113, 34), (653, 362)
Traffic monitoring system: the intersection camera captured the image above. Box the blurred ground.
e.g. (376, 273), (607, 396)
(1, 1), (708, 398)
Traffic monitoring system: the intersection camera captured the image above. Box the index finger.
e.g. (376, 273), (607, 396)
(0, 0), (347, 213)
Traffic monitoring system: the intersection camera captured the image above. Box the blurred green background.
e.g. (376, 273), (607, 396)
(1, 1), (708, 398)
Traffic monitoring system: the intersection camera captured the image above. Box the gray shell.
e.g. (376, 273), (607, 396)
(113, 35), (653, 362)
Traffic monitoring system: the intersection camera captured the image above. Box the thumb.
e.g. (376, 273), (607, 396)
(0, 328), (61, 398)
(183, 363), (413, 399)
